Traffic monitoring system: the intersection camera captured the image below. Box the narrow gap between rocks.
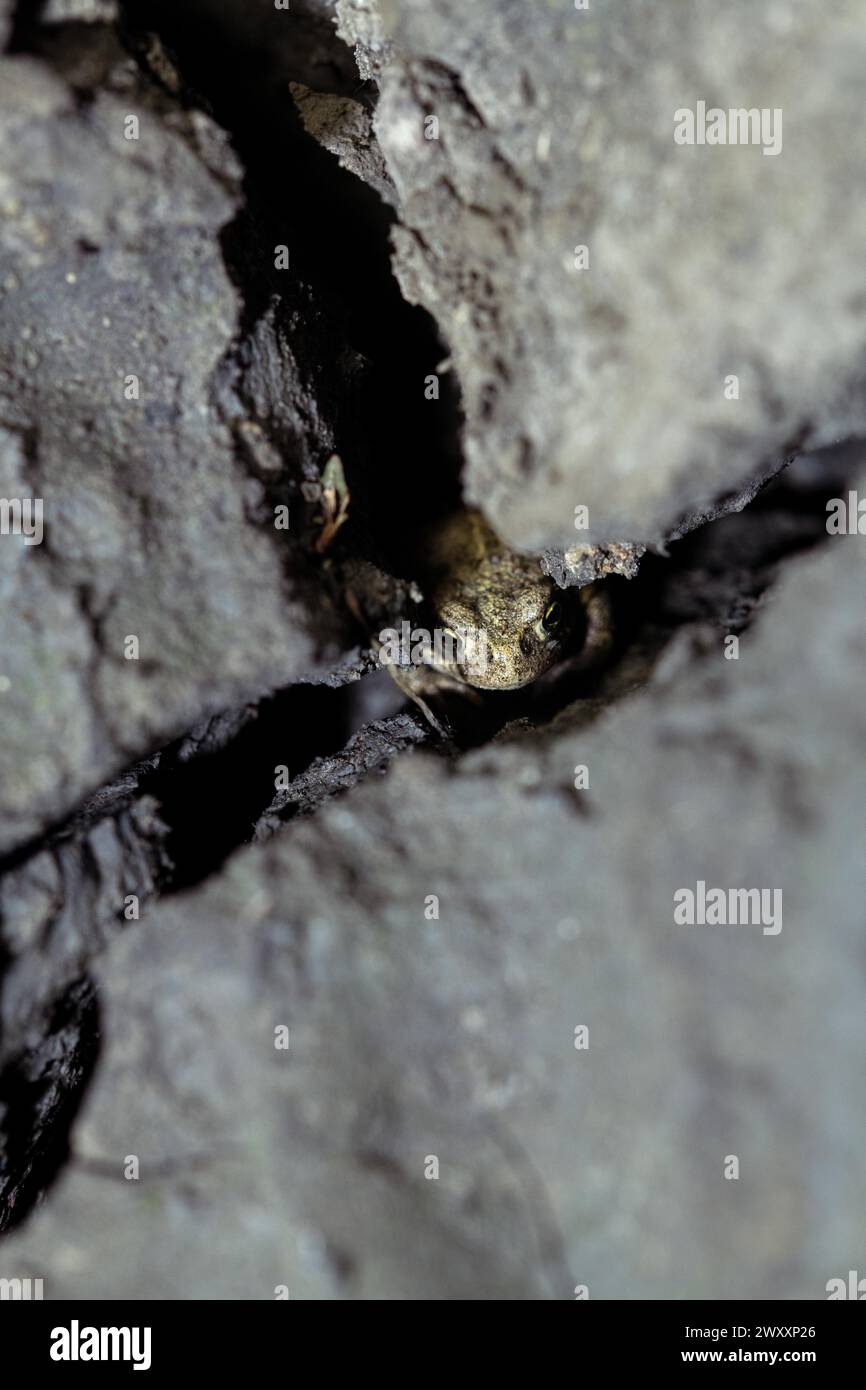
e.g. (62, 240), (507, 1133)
(0, 983), (100, 1235)
(1, 5), (863, 1241)
(118, 0), (467, 568)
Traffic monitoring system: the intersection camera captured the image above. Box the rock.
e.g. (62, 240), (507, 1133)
(4, 463), (864, 1296)
(541, 539), (646, 590)
(333, 0), (866, 554)
(0, 36), (359, 856)
(336, 0), (393, 83)
(290, 82), (397, 208)
(255, 707), (430, 836)
(0, 784), (168, 1232)
(2, 0), (864, 1306)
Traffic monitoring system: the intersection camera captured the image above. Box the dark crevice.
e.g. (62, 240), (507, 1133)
(0, 754), (160, 882)
(7, 0), (47, 53)
(0, 430), (857, 1243)
(119, 1), (466, 575)
(0, 981), (101, 1235)
(139, 682), (367, 893)
(438, 437), (866, 745)
(579, 438), (866, 704)
(0, 436), (857, 933)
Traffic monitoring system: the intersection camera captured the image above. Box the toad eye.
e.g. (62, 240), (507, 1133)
(540, 599), (564, 636)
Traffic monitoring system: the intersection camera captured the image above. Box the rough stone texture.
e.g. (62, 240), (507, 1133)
(335, 0), (866, 553)
(542, 539), (646, 590)
(290, 82), (397, 207)
(0, 683), (317, 1233)
(0, 978), (99, 1238)
(0, 780), (168, 1231)
(0, 37), (358, 856)
(3, 462), (864, 1298)
(336, 0), (393, 83)
(255, 708), (429, 836)
(1, 0), (864, 1304)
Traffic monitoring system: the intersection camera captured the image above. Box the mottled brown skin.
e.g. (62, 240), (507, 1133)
(391, 509), (612, 703)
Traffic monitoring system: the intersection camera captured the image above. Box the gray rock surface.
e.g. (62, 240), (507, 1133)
(0, 35), (358, 856)
(290, 81), (397, 208)
(0, 0), (863, 1304)
(336, 0), (866, 553)
(3, 462), (863, 1297)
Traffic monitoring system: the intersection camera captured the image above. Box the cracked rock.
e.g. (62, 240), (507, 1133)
(3, 463), (864, 1296)
(1, 0), (864, 1307)
(333, 0), (866, 554)
(290, 82), (397, 208)
(0, 778), (168, 1231)
(0, 33), (359, 856)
